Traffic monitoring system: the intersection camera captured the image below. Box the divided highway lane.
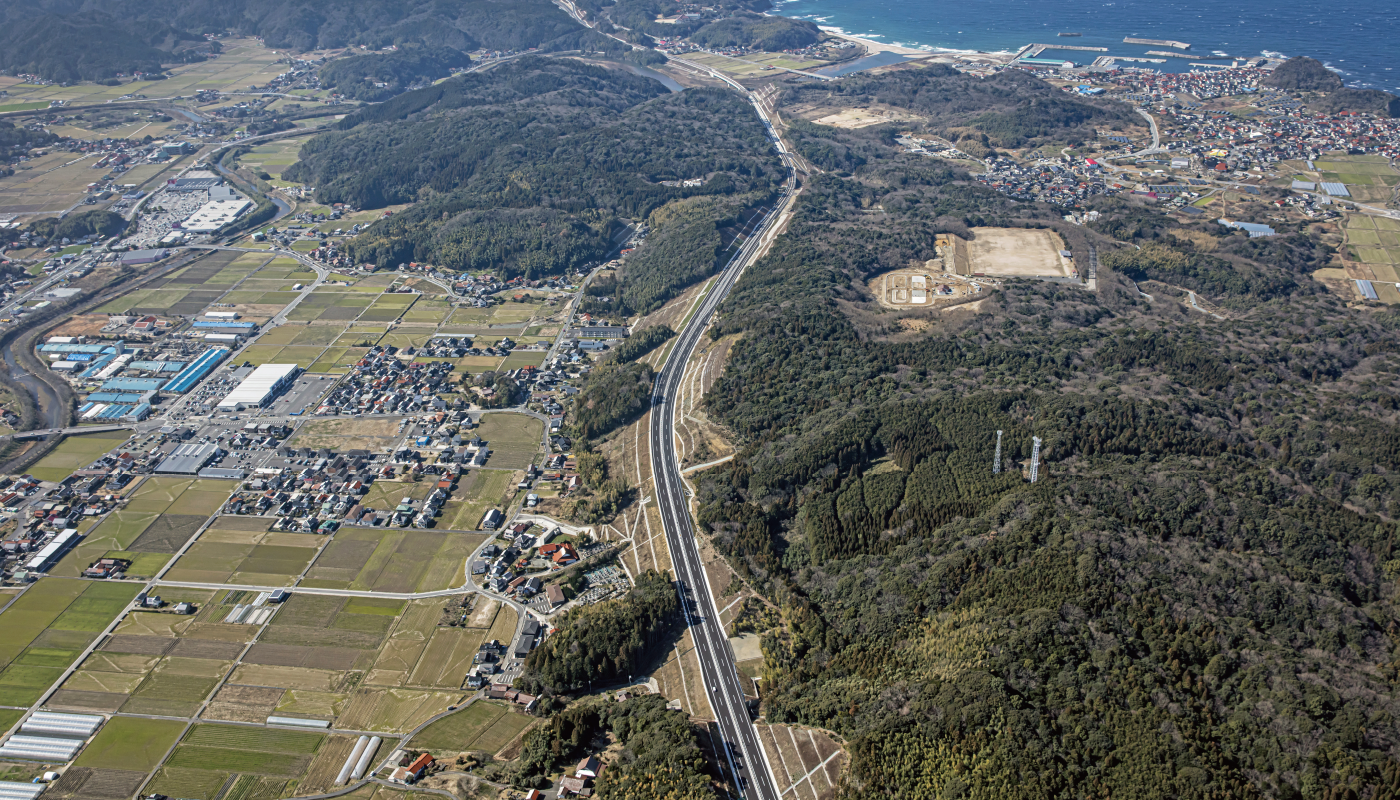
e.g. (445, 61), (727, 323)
(650, 165), (795, 800)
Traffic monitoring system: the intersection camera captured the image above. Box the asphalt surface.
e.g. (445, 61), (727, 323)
(649, 166), (795, 798)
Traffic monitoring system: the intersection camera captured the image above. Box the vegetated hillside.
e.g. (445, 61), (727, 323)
(0, 0), (587, 54)
(687, 13), (819, 51)
(570, 360), (655, 439)
(510, 694), (716, 797)
(522, 569), (678, 692)
(1263, 57), (1400, 118)
(0, 122), (59, 164)
(581, 0), (771, 40)
(1263, 56), (1345, 91)
(0, 12), (212, 82)
(784, 64), (1137, 149)
(318, 45), (471, 102)
(287, 57), (783, 277)
(690, 110), (1400, 799)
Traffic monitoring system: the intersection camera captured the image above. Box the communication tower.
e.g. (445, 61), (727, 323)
(1029, 436), (1043, 483)
(993, 430), (1003, 474)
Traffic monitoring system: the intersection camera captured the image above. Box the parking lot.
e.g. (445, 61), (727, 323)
(257, 374), (337, 418)
(121, 188), (210, 248)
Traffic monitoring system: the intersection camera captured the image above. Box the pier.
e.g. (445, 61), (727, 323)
(1146, 50), (1223, 59)
(1094, 56), (1166, 66)
(1124, 37), (1190, 49)
(1025, 43), (1110, 57)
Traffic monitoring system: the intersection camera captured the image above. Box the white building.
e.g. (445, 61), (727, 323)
(217, 363), (301, 411)
(182, 197), (253, 233)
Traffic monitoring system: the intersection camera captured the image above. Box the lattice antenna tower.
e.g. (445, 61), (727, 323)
(1029, 436), (1043, 483)
(993, 430), (1003, 474)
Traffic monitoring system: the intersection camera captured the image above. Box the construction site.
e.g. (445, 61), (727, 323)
(937, 228), (1079, 280)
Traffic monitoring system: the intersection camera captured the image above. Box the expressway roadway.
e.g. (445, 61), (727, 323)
(650, 161), (796, 799)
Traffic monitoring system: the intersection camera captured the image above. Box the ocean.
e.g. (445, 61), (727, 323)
(770, 0), (1400, 94)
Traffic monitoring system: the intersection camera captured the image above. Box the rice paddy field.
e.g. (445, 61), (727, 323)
(145, 723), (327, 800)
(0, 579), (141, 706)
(409, 700), (535, 756)
(1314, 155), (1400, 205)
(161, 529), (324, 586)
(27, 429), (132, 482)
(298, 529), (485, 592)
(1343, 215), (1400, 304)
(53, 477), (233, 579)
(475, 413), (545, 470)
(437, 470), (515, 532)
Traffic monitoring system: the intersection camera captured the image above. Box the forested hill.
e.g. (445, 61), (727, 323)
(0, 12), (212, 82)
(318, 46), (471, 103)
(783, 64), (1137, 150)
(0, 0), (581, 52)
(288, 57), (784, 278)
(687, 87), (1400, 799)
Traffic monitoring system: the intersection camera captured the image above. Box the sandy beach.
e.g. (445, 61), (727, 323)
(819, 27), (928, 56)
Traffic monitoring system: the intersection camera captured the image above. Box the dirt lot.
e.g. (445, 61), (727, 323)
(962, 227), (1073, 278)
(289, 418), (402, 451)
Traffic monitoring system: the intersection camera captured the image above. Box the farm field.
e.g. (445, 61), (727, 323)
(288, 417), (403, 451)
(162, 530), (324, 586)
(476, 413), (544, 470)
(409, 700), (534, 755)
(0, 580), (141, 706)
(27, 429), (131, 482)
(73, 716), (187, 772)
(146, 723), (327, 800)
(437, 470), (515, 532)
(300, 529), (483, 592)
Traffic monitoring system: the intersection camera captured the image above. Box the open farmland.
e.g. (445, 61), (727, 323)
(146, 723), (326, 800)
(476, 413), (544, 470)
(288, 417), (402, 451)
(27, 430), (131, 482)
(300, 529), (483, 592)
(410, 700), (534, 756)
(438, 470), (514, 532)
(0, 580), (140, 706)
(162, 531), (322, 586)
(75, 716), (187, 773)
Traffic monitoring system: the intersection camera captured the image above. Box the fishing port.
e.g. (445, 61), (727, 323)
(1124, 37), (1190, 49)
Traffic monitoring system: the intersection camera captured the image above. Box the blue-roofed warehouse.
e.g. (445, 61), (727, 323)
(40, 343), (117, 354)
(165, 348), (229, 394)
(99, 377), (165, 393)
(192, 321), (257, 331)
(87, 392), (147, 404)
(129, 361), (186, 373)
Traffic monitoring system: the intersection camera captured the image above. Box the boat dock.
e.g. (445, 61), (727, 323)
(1025, 43), (1109, 57)
(1146, 50), (1223, 59)
(1124, 37), (1190, 49)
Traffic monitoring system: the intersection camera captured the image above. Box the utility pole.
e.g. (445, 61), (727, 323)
(993, 430), (1002, 474)
(1029, 436), (1042, 483)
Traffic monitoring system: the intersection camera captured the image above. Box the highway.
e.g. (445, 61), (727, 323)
(551, 1), (798, 794)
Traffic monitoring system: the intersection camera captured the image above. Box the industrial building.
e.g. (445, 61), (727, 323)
(164, 347), (230, 394)
(24, 529), (81, 572)
(217, 363), (301, 411)
(181, 197), (252, 233)
(155, 442), (223, 474)
(193, 320), (257, 332)
(167, 170), (223, 192)
(119, 249), (169, 266)
(571, 326), (630, 339)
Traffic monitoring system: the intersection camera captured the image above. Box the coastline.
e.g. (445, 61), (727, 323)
(818, 27), (926, 56)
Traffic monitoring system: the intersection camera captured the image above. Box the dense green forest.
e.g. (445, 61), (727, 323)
(679, 89), (1400, 799)
(318, 45), (470, 102)
(577, 0), (771, 41)
(570, 361), (655, 439)
(26, 210), (126, 242)
(522, 569), (678, 692)
(0, 12), (211, 81)
(0, 0), (587, 54)
(511, 694), (715, 799)
(617, 195), (769, 315)
(606, 325), (673, 364)
(781, 64), (1137, 148)
(287, 58), (782, 276)
(687, 13), (819, 51)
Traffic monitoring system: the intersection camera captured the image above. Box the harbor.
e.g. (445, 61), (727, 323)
(1124, 37), (1190, 49)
